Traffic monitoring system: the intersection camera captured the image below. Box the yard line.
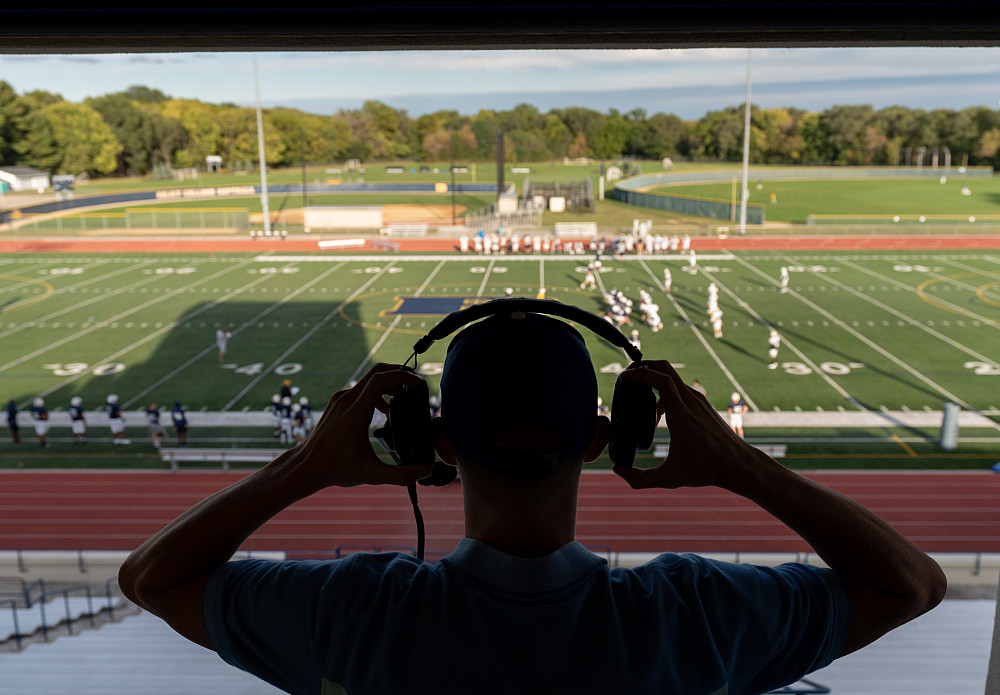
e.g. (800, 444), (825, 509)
(698, 261), (868, 412)
(767, 252), (981, 413)
(124, 261), (349, 409)
(637, 257), (755, 410)
(839, 255), (1000, 320)
(0, 261), (61, 294)
(539, 257), (546, 293)
(826, 257), (1000, 367)
(223, 261), (402, 410)
(345, 259), (448, 387)
(592, 260), (609, 298)
(2, 259), (257, 375)
(13, 258), (262, 405)
(476, 257), (496, 297)
(0, 260), (171, 340)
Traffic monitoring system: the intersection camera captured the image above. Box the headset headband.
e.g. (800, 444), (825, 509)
(411, 297), (643, 362)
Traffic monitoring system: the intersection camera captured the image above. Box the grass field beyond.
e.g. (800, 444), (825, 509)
(1, 247), (998, 470)
(656, 176), (1000, 224)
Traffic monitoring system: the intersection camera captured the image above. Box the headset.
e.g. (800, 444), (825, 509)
(374, 297), (658, 559)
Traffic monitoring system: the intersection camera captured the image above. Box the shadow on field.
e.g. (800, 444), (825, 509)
(12, 300), (384, 414)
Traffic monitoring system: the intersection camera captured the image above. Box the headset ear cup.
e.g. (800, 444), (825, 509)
(388, 380), (436, 468)
(608, 375), (658, 468)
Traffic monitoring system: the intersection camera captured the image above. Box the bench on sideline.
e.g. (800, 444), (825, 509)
(653, 444), (787, 458)
(317, 238), (366, 250)
(159, 447), (283, 471)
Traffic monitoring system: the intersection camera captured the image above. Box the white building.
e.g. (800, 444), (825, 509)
(0, 166), (51, 192)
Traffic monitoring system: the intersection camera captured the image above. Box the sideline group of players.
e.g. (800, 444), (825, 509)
(458, 225), (696, 260)
(6, 395), (189, 449)
(267, 379), (315, 446)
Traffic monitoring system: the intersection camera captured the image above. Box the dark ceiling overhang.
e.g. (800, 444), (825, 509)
(2, 3), (999, 54)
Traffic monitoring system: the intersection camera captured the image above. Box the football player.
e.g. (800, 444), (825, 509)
(768, 329), (782, 369)
(69, 395), (87, 444)
(171, 402), (188, 447)
(31, 397), (50, 447)
(216, 326), (232, 361)
(107, 394), (130, 445)
(147, 402), (165, 448)
(728, 392), (748, 438)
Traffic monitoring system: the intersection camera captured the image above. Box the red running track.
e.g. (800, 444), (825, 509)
(1, 470), (998, 558)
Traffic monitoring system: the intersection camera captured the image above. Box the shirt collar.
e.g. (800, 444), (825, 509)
(441, 538), (607, 594)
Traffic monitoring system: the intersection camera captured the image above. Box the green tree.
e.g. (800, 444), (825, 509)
(502, 103), (545, 134)
(974, 127), (1000, 167)
(470, 110), (501, 160)
(87, 93), (158, 175)
(0, 80), (30, 165)
(693, 106), (745, 161)
(362, 100), (411, 159)
(819, 104), (875, 164)
(161, 99), (222, 169)
(553, 106), (605, 145)
(124, 85), (170, 104)
(628, 112), (685, 159)
(590, 109), (630, 159)
(41, 101), (122, 175)
(798, 111), (829, 163)
(507, 128), (549, 162)
(542, 113), (572, 159)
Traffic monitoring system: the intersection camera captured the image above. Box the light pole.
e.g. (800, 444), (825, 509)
(450, 126), (456, 226)
(739, 49), (752, 237)
(254, 55), (271, 235)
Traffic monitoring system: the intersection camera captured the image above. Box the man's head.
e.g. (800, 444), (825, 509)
(438, 309), (599, 479)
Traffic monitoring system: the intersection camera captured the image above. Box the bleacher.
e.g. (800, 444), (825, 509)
(0, 610), (283, 694)
(1, 580), (122, 648)
(0, 597), (991, 695)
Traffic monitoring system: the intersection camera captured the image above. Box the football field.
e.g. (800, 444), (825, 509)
(2, 248), (999, 468)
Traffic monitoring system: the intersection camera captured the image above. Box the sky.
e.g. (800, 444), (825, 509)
(2, 47), (1000, 120)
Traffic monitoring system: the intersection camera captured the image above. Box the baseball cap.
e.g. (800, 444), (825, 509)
(439, 309), (598, 478)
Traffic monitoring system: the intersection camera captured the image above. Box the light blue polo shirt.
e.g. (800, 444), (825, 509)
(204, 539), (848, 695)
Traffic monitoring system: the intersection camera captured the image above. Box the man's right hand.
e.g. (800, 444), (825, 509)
(612, 360), (759, 491)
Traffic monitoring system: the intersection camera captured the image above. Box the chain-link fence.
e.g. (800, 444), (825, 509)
(12, 207), (250, 234)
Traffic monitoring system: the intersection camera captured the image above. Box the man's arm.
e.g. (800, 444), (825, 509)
(117, 364), (432, 649)
(614, 361), (947, 657)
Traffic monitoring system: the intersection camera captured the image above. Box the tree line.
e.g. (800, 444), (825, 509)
(1, 80), (999, 178)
